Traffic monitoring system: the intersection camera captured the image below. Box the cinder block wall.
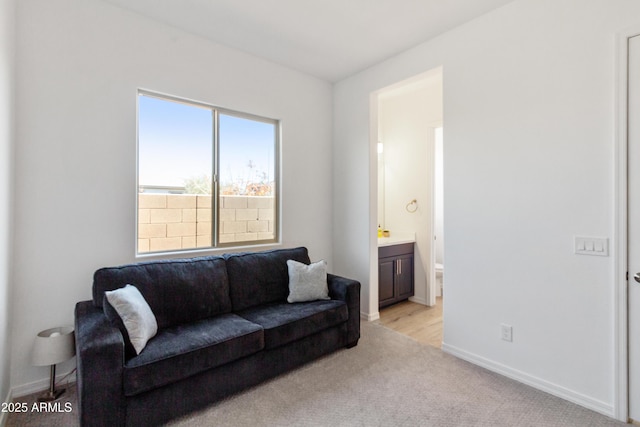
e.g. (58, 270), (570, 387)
(138, 194), (275, 253)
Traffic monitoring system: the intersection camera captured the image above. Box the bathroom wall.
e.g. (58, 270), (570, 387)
(434, 127), (444, 266)
(377, 70), (443, 305)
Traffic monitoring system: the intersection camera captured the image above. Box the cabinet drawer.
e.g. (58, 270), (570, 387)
(378, 242), (414, 258)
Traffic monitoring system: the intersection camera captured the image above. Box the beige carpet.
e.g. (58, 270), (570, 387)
(7, 321), (626, 426)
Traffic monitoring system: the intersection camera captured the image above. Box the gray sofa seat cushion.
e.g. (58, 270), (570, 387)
(123, 314), (263, 396)
(237, 300), (348, 350)
(93, 256), (231, 329)
(225, 247), (310, 311)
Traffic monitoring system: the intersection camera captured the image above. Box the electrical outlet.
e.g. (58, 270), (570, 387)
(501, 324), (513, 342)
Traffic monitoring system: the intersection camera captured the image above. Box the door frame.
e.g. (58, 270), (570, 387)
(371, 68), (443, 315)
(614, 26), (640, 423)
(426, 122), (442, 306)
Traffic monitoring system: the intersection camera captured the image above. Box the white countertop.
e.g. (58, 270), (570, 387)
(377, 232), (416, 247)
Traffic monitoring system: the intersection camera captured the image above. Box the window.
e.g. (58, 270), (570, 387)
(137, 91), (279, 254)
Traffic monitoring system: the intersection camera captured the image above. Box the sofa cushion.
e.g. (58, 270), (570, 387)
(225, 247), (310, 311)
(237, 300), (348, 350)
(93, 256), (231, 329)
(123, 314), (264, 396)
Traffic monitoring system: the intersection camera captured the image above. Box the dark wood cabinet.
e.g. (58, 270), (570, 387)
(378, 243), (414, 309)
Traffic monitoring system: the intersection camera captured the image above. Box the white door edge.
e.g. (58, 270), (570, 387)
(615, 26), (640, 423)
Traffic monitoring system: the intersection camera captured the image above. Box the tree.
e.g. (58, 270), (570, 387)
(183, 174), (211, 195)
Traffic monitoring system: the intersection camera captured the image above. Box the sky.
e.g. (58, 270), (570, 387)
(138, 94), (276, 191)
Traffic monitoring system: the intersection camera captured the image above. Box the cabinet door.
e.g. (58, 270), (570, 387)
(378, 258), (396, 307)
(396, 254), (414, 300)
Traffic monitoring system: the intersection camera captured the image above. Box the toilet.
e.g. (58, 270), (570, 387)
(435, 263), (444, 296)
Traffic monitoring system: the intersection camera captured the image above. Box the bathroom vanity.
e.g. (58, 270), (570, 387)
(378, 236), (415, 308)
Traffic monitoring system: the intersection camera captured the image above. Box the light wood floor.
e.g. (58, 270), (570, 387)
(376, 297), (443, 348)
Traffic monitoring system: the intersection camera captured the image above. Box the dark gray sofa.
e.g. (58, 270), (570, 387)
(74, 247), (360, 427)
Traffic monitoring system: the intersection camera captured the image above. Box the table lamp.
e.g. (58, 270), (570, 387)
(32, 326), (75, 402)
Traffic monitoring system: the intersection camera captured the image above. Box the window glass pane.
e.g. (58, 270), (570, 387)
(137, 92), (278, 254)
(138, 95), (213, 253)
(218, 113), (276, 244)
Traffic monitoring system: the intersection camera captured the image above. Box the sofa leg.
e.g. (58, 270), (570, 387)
(346, 341), (358, 349)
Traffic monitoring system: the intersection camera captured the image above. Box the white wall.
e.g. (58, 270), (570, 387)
(12, 0), (333, 392)
(0, 0), (16, 412)
(378, 73), (443, 305)
(333, 0), (640, 418)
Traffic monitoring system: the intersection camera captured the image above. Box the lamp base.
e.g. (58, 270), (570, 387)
(37, 388), (65, 402)
(37, 364), (65, 402)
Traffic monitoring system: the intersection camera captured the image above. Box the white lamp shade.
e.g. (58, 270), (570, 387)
(32, 326), (75, 366)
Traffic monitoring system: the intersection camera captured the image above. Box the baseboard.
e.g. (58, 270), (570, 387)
(361, 311), (380, 321)
(441, 342), (616, 419)
(10, 370), (76, 399)
(408, 296), (427, 305)
(0, 387), (11, 427)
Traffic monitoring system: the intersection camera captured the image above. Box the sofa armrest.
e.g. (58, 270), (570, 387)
(75, 301), (126, 427)
(327, 274), (361, 347)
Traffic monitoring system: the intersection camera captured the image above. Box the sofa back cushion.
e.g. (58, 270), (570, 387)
(93, 256), (231, 329)
(225, 247), (310, 311)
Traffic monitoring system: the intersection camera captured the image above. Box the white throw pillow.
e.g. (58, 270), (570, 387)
(287, 259), (330, 303)
(105, 284), (158, 355)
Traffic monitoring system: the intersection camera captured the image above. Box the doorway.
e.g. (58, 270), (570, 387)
(616, 28), (640, 423)
(626, 32), (640, 424)
(373, 67), (444, 347)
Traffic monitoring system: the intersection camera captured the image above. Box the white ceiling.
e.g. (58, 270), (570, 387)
(102, 0), (515, 82)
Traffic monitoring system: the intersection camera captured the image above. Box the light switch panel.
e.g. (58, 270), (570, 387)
(575, 236), (609, 257)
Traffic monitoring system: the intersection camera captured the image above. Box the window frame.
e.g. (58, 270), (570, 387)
(136, 89), (280, 256)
